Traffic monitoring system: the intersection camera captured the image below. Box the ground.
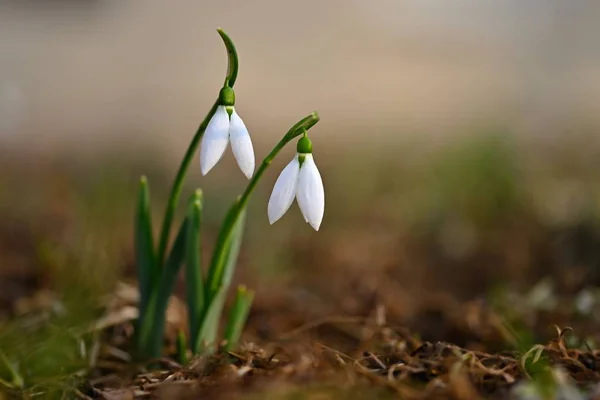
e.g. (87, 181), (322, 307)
(2, 134), (600, 399)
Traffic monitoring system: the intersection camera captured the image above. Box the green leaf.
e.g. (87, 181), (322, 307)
(135, 176), (156, 329)
(195, 286), (227, 354)
(205, 207), (247, 302)
(185, 190), (204, 353)
(137, 212), (189, 359)
(223, 285), (254, 352)
(219, 208), (246, 291)
(196, 209), (247, 354)
(176, 329), (188, 365)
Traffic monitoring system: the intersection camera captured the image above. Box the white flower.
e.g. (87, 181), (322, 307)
(267, 153), (324, 231)
(200, 105), (255, 179)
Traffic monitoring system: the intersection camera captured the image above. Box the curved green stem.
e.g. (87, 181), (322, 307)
(156, 28), (239, 266)
(217, 28), (239, 88)
(205, 112), (320, 299)
(155, 102), (216, 266)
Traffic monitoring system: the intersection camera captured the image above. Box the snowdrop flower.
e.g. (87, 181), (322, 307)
(200, 86), (255, 178)
(268, 135), (324, 231)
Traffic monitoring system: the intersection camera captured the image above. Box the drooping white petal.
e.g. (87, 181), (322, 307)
(229, 109), (255, 179)
(200, 106), (230, 175)
(296, 154), (325, 231)
(267, 156), (300, 225)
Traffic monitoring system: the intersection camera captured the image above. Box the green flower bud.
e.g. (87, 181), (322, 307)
(219, 86), (235, 106)
(296, 135), (313, 154)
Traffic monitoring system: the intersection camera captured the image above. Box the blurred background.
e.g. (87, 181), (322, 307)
(2, 0), (600, 396)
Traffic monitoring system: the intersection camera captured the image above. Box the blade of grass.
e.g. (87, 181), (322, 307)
(222, 285), (254, 352)
(135, 176), (156, 330)
(185, 189), (204, 353)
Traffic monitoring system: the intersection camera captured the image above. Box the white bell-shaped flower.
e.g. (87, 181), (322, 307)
(267, 136), (324, 231)
(200, 87), (255, 179)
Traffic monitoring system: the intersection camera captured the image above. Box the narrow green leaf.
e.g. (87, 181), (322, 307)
(185, 189), (204, 353)
(219, 208), (246, 291)
(137, 214), (188, 359)
(135, 176), (155, 330)
(222, 285), (254, 352)
(195, 286), (227, 354)
(196, 209), (247, 353)
(205, 207), (247, 301)
(176, 329), (188, 365)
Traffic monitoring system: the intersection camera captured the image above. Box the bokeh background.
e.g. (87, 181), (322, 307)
(2, 0), (600, 396)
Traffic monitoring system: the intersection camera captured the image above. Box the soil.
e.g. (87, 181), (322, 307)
(2, 160), (600, 400)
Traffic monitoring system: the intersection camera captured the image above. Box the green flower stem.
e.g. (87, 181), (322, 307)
(205, 112), (320, 300)
(155, 102), (216, 266)
(217, 28), (239, 89)
(155, 28), (239, 266)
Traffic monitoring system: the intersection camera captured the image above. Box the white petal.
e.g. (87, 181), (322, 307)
(200, 106), (230, 175)
(229, 109), (255, 179)
(296, 154), (325, 231)
(267, 156), (300, 225)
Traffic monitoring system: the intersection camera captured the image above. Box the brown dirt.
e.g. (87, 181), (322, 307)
(2, 159), (600, 399)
